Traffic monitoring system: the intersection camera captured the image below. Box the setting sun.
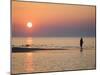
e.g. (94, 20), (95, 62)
(27, 22), (32, 28)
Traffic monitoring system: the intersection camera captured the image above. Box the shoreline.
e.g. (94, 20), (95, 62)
(12, 47), (67, 52)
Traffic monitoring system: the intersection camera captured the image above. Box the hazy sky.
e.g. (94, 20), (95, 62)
(12, 1), (96, 37)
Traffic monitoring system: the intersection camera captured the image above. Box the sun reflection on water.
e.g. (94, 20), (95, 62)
(26, 37), (33, 47)
(24, 53), (34, 72)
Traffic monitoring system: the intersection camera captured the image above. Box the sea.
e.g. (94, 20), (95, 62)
(11, 37), (96, 74)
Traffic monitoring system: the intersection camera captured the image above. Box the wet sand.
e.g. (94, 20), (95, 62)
(12, 47), (67, 52)
(11, 48), (96, 74)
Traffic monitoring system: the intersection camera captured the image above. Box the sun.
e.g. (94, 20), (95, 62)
(27, 22), (32, 28)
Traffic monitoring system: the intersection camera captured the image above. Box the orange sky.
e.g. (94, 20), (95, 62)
(12, 1), (96, 37)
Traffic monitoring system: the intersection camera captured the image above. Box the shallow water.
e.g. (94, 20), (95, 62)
(12, 37), (95, 49)
(11, 37), (96, 74)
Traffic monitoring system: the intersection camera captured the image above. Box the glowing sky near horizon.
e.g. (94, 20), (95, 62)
(12, 1), (96, 37)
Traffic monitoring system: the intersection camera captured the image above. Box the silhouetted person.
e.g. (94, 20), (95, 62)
(80, 37), (83, 52)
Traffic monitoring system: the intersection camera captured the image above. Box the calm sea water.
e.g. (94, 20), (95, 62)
(12, 37), (96, 74)
(12, 37), (95, 49)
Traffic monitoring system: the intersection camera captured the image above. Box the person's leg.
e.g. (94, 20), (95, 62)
(80, 44), (83, 52)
